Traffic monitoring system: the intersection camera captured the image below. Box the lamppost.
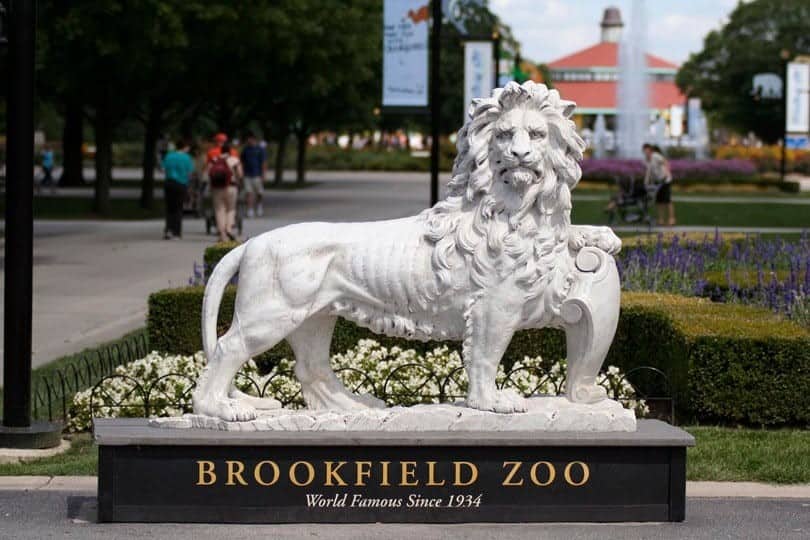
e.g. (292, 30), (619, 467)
(0, 0), (62, 449)
(780, 48), (791, 182)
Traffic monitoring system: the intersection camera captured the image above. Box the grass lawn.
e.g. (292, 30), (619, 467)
(0, 434), (96, 476)
(687, 426), (810, 484)
(2, 426), (808, 483)
(0, 197), (165, 220)
(572, 200), (810, 228)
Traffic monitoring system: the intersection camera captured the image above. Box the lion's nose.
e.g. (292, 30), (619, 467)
(510, 148), (530, 160)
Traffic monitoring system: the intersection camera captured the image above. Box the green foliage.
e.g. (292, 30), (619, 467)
(677, 0), (810, 142)
(686, 426), (810, 484)
(203, 241), (240, 278)
(147, 287), (810, 426)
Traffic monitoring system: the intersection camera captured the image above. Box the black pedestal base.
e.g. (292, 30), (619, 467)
(0, 421), (62, 449)
(95, 418), (694, 523)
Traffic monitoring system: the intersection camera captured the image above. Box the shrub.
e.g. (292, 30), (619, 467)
(68, 341), (645, 432)
(147, 287), (810, 426)
(580, 158), (758, 184)
(203, 241), (240, 278)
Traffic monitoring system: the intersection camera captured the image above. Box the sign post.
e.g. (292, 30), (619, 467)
(0, 0), (62, 448)
(381, 0), (436, 205)
(429, 0), (441, 206)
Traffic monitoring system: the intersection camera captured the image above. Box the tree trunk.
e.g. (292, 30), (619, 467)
(93, 113), (113, 216)
(295, 130), (307, 185)
(274, 129), (288, 185)
(59, 97), (85, 186)
(140, 102), (162, 210)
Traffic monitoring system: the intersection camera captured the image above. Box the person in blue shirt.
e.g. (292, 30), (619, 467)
(40, 145), (55, 191)
(240, 131), (267, 217)
(162, 140), (194, 239)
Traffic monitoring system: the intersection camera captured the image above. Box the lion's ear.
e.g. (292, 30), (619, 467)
(560, 100), (576, 118)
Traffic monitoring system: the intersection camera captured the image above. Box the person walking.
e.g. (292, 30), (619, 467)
(40, 144), (56, 193)
(240, 131), (266, 217)
(206, 140), (242, 242)
(643, 143), (676, 226)
(162, 140), (194, 239)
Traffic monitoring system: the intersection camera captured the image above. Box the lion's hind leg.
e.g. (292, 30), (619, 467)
(287, 315), (385, 410)
(193, 310), (301, 421)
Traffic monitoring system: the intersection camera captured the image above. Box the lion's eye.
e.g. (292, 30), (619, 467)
(530, 130), (546, 140)
(496, 129), (513, 141)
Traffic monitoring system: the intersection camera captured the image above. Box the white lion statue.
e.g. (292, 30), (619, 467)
(193, 81), (622, 421)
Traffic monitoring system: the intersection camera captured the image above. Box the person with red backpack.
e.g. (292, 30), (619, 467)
(206, 140), (243, 242)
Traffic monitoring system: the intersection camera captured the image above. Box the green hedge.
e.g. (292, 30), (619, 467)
(203, 241), (240, 279)
(147, 288), (810, 426)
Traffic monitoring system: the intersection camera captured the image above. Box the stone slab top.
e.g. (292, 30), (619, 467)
(94, 418), (695, 447)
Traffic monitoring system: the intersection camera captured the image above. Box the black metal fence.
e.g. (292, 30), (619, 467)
(89, 363), (676, 425)
(32, 331), (149, 422)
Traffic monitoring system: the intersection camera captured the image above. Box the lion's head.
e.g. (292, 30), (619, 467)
(423, 81), (586, 295)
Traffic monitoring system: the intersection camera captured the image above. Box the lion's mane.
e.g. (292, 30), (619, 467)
(421, 81), (587, 300)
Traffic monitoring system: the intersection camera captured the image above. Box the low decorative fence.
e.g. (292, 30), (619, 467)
(89, 364), (675, 425)
(32, 331), (149, 422)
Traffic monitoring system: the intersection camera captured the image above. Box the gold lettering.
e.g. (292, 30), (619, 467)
(380, 461), (391, 486)
(324, 461), (348, 486)
(355, 461), (373, 486)
(501, 461), (524, 486)
(453, 461), (478, 486)
(564, 461), (590, 486)
(399, 461), (419, 486)
(196, 460), (216, 486)
(425, 461), (446, 486)
(225, 460), (248, 486)
(529, 461), (556, 487)
(253, 460), (280, 486)
(289, 461), (315, 486)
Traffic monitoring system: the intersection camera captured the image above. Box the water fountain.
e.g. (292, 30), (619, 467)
(616, 0), (649, 159)
(593, 114), (607, 158)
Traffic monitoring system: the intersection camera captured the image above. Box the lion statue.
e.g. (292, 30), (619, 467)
(193, 81), (622, 421)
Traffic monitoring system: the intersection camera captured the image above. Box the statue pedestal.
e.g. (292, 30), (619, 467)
(95, 418), (693, 523)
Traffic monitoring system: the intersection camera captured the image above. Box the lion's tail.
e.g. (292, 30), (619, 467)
(202, 242), (248, 362)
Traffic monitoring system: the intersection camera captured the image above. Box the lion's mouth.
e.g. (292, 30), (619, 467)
(500, 166), (537, 186)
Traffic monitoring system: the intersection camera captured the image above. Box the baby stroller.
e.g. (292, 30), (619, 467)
(605, 175), (655, 227)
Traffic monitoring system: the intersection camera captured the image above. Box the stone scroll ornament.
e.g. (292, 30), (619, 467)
(191, 82), (624, 425)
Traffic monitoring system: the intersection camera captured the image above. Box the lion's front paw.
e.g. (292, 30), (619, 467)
(568, 382), (608, 404)
(195, 396), (257, 422)
(569, 225), (622, 255)
(466, 388), (527, 414)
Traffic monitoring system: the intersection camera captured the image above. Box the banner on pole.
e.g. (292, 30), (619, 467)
(463, 41), (494, 121)
(786, 62), (810, 133)
(383, 0), (430, 109)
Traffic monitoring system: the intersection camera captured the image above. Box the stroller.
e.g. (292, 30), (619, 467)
(605, 175), (655, 228)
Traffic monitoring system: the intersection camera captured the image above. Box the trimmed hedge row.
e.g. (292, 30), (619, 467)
(147, 285), (810, 426)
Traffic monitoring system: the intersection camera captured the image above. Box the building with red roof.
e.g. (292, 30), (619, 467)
(547, 7), (686, 133)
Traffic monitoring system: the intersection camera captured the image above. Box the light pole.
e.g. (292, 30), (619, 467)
(429, 0), (442, 206)
(0, 0), (62, 448)
(780, 48), (791, 182)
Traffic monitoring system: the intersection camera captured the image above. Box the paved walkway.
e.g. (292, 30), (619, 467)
(0, 479), (807, 539)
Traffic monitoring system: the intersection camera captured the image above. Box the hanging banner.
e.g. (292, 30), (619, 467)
(463, 41), (494, 121)
(786, 62), (810, 133)
(383, 0), (430, 108)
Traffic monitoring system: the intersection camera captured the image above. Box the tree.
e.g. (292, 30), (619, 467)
(677, 0), (810, 143)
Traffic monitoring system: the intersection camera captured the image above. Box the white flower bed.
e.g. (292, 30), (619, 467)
(68, 339), (647, 432)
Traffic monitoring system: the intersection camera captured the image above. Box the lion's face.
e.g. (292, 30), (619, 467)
(488, 105), (550, 210)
